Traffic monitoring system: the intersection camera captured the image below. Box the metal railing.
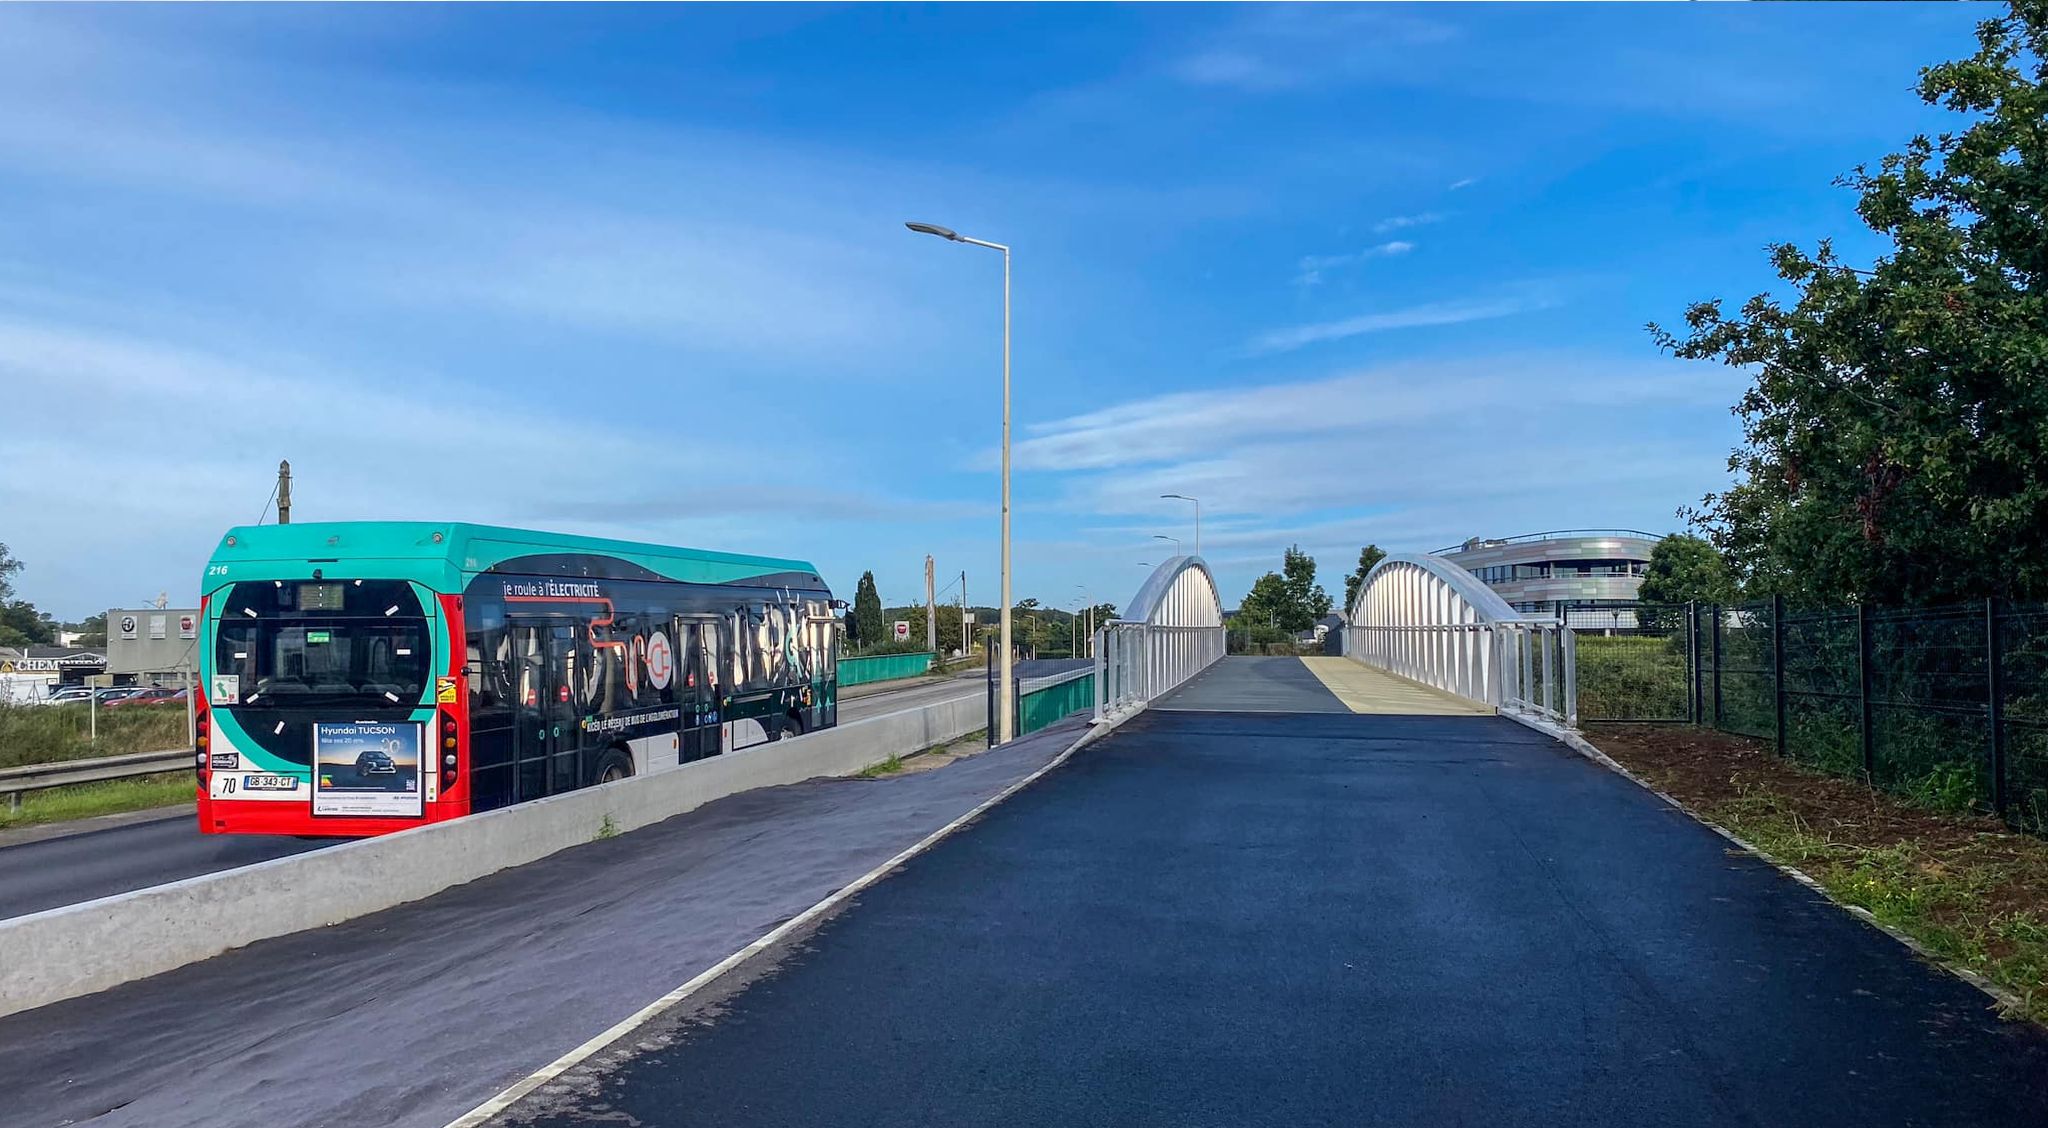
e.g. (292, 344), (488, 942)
(1347, 621), (1577, 727)
(2, 748), (194, 812)
(1093, 621), (1226, 723)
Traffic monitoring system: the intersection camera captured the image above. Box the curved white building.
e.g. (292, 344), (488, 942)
(1433, 530), (1666, 614)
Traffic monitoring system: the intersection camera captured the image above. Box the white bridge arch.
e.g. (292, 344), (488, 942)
(1094, 555), (1226, 721)
(1347, 554), (1577, 726)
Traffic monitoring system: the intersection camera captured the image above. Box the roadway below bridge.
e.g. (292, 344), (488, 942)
(0, 671), (1019, 922)
(489, 687), (2048, 1127)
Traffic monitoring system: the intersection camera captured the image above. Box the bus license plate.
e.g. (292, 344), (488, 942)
(243, 774), (299, 791)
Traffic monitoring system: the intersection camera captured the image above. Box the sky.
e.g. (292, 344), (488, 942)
(0, 3), (1987, 619)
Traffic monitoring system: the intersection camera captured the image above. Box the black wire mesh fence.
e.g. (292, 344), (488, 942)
(1574, 597), (2048, 833)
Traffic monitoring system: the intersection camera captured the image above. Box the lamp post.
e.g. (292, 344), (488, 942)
(908, 220), (1014, 742)
(1160, 494), (1200, 557)
(1153, 534), (1182, 555)
(1074, 584), (1093, 659)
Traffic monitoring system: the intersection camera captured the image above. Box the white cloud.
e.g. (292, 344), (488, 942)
(1449, 177), (1480, 191)
(1293, 240), (1416, 286)
(1004, 351), (1746, 603)
(1248, 292), (1548, 355)
(1373, 211), (1447, 234)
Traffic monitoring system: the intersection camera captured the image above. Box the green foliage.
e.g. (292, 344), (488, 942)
(0, 542), (18, 603)
(1639, 534), (1733, 605)
(0, 601), (57, 648)
(1341, 544), (1387, 618)
(1652, 5), (2048, 606)
(1282, 545), (1332, 631)
(851, 571), (885, 651)
(1237, 572), (1289, 629)
(69, 613), (108, 649)
(0, 704), (190, 768)
(1575, 635), (1689, 721)
(0, 772), (192, 830)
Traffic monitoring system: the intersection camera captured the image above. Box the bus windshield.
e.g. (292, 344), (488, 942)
(213, 580), (432, 709)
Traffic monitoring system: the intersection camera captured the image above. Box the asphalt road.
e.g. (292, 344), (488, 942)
(0, 678), (992, 922)
(503, 710), (2048, 1128)
(0, 719), (1082, 1128)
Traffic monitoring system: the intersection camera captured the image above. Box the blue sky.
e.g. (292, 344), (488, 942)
(0, 3), (1984, 619)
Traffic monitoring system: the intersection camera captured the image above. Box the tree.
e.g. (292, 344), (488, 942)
(1638, 534), (1734, 606)
(0, 542), (18, 603)
(1237, 572), (1291, 630)
(69, 613), (107, 648)
(851, 571), (885, 651)
(0, 601), (55, 649)
(1280, 544), (1332, 631)
(1653, 4), (2048, 606)
(1341, 544), (1387, 617)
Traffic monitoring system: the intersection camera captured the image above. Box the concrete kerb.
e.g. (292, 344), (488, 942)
(1499, 711), (2026, 1017)
(0, 693), (984, 1020)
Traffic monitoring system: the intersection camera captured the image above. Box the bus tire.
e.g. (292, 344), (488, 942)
(591, 748), (634, 786)
(783, 712), (806, 739)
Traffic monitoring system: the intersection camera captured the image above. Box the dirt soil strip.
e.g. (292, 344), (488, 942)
(0, 719), (1087, 1128)
(1580, 723), (2048, 1022)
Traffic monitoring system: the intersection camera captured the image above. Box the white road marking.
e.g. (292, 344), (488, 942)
(442, 716), (1109, 1128)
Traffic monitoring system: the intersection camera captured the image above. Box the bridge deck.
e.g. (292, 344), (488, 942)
(1153, 655), (1488, 715)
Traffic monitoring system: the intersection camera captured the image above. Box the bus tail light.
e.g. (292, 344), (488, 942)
(194, 698), (211, 795)
(439, 709), (460, 792)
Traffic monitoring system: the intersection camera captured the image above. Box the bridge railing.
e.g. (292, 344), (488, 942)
(1093, 622), (1226, 722)
(1346, 553), (1578, 728)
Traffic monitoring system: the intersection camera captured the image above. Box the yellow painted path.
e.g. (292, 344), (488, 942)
(1297, 657), (1491, 716)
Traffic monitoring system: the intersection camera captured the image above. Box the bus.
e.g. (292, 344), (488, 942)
(195, 522), (840, 837)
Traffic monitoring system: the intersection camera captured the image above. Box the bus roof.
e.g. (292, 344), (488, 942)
(207, 521), (825, 589)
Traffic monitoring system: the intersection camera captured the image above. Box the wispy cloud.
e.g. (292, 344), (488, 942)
(1448, 177), (1480, 191)
(1373, 211), (1446, 234)
(1293, 240), (1414, 286)
(1248, 293), (1547, 355)
(1165, 7), (1460, 93)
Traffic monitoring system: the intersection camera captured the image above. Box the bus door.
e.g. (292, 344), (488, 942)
(511, 621), (579, 802)
(678, 616), (721, 762)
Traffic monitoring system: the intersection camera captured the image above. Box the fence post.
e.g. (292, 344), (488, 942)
(1988, 597), (2007, 818)
(1711, 604), (1723, 730)
(1772, 594), (1788, 758)
(1857, 603), (1874, 778)
(1686, 601), (1698, 726)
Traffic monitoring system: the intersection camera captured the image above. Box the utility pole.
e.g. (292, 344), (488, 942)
(925, 556), (937, 655)
(276, 460), (293, 525)
(960, 571), (968, 656)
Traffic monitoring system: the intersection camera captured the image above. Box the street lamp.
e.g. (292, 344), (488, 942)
(1160, 494), (1201, 557)
(1153, 534), (1182, 555)
(1074, 584), (1093, 659)
(907, 220), (1014, 742)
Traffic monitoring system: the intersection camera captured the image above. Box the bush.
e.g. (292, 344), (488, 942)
(0, 703), (190, 769)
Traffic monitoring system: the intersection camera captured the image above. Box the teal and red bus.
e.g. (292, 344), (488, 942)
(196, 522), (839, 837)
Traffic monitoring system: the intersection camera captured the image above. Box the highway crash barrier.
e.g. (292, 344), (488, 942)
(0, 692), (984, 1019)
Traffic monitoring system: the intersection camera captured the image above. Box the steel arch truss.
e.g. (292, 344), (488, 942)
(1346, 554), (1577, 727)
(1094, 556), (1226, 722)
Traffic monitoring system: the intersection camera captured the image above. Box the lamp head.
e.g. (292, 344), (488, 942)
(905, 221), (961, 242)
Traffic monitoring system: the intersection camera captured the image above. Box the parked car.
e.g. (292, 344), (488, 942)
(38, 686), (95, 707)
(90, 687), (149, 706)
(145, 688), (190, 707)
(107, 687), (181, 708)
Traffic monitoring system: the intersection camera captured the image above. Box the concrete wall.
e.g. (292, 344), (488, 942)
(0, 692), (985, 1018)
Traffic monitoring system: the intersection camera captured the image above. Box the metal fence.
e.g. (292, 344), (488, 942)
(1093, 621), (1226, 723)
(1575, 598), (2048, 832)
(839, 651), (934, 686)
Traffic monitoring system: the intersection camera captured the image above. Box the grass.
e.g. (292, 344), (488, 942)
(856, 754), (906, 778)
(1593, 725), (2048, 1023)
(0, 703), (190, 769)
(1574, 634), (1689, 721)
(0, 772), (194, 830)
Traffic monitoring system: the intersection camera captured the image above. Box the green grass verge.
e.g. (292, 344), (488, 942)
(856, 754), (906, 779)
(0, 704), (190, 768)
(0, 772), (194, 830)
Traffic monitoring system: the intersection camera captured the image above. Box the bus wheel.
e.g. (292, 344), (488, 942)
(783, 713), (806, 739)
(592, 750), (633, 786)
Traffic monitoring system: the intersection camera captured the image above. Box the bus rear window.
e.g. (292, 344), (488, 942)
(214, 580), (432, 708)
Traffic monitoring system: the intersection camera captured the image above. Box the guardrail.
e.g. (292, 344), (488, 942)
(1092, 620), (1226, 723)
(1349, 621), (1577, 727)
(1, 748), (193, 812)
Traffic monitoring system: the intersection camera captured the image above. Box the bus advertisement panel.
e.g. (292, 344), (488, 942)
(312, 721), (424, 818)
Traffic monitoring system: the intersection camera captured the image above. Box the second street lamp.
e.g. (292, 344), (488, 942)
(907, 219), (1015, 742)
(1160, 493), (1201, 557)
(1153, 534), (1182, 555)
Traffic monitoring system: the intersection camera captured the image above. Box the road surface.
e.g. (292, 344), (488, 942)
(0, 676), (987, 921)
(0, 719), (1085, 1128)
(499, 706), (2048, 1127)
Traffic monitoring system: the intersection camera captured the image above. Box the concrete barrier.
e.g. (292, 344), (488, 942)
(0, 693), (984, 1018)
